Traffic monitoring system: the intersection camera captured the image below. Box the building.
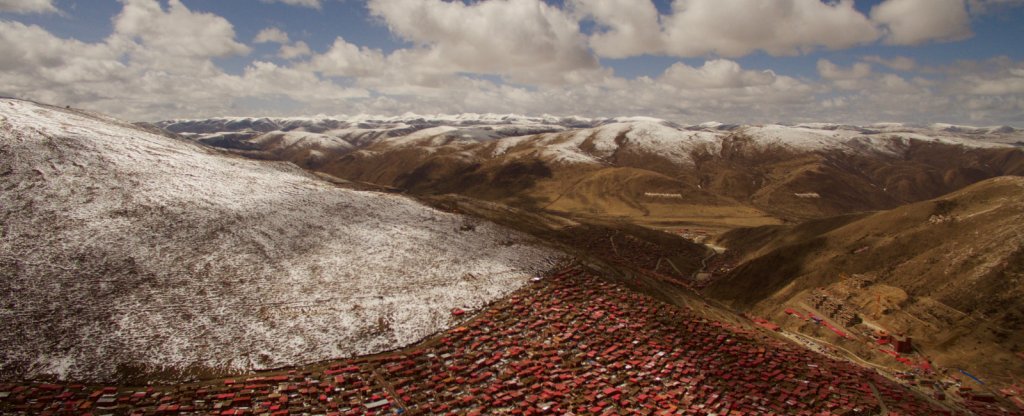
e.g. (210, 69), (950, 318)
(895, 336), (913, 354)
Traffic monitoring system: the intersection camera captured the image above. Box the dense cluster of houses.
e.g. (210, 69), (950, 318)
(564, 227), (694, 283)
(2, 265), (998, 415)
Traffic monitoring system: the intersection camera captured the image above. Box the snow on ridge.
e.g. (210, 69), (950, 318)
(502, 120), (722, 166)
(930, 122), (1018, 135)
(381, 125), (461, 148)
(159, 113), (1021, 135)
(738, 123), (1014, 153)
(155, 109), (1020, 167)
(162, 112), (599, 128)
(253, 130), (354, 150)
(0, 99), (559, 382)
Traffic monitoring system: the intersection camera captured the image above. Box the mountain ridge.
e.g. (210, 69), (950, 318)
(157, 112), (1024, 225)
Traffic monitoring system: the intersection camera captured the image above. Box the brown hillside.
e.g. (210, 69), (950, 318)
(707, 176), (1024, 387)
(196, 126), (1024, 229)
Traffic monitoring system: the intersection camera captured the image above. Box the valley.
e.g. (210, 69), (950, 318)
(1, 98), (1023, 415)
(155, 114), (1024, 228)
(5, 0), (1024, 414)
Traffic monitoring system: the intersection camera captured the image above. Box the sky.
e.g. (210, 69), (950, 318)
(1, 0), (1023, 125)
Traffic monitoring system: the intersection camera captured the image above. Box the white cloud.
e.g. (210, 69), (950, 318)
(113, 0), (250, 64)
(817, 59), (873, 80)
(366, 0), (600, 84)
(279, 41), (312, 59)
(871, 0), (973, 45)
(240, 60), (368, 101)
(660, 59), (776, 89)
(0, 0), (57, 14)
(569, 0), (663, 59)
(261, 0), (321, 9)
(963, 64), (1024, 95)
(575, 0), (879, 58)
(307, 37), (388, 78)
(663, 0), (880, 57)
(254, 27), (290, 44)
(254, 27), (311, 60)
(0, 2), (362, 120)
(1, 0), (1023, 126)
(862, 55), (917, 71)
(574, 0), (1000, 59)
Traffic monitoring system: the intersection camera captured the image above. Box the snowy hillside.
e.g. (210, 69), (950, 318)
(491, 121), (722, 165)
(0, 99), (558, 382)
(158, 113), (1022, 168)
(480, 119), (1017, 166)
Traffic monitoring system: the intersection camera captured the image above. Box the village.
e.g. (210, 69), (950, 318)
(4, 263), (1020, 415)
(773, 275), (1024, 416)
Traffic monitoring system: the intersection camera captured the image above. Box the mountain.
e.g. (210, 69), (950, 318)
(705, 176), (1024, 387)
(156, 115), (1024, 229)
(0, 99), (556, 382)
(7, 100), (1024, 414)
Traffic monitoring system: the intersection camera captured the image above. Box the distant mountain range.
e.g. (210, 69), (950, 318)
(154, 114), (1021, 150)
(154, 114), (1024, 223)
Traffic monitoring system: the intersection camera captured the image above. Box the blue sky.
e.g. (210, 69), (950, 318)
(1, 0), (1023, 124)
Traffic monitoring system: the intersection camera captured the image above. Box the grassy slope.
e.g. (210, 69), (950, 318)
(706, 176), (1024, 386)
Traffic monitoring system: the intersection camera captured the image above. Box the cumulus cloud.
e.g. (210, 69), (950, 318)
(660, 59), (777, 89)
(279, 41), (312, 59)
(662, 0), (880, 57)
(871, 0), (973, 45)
(575, 0), (880, 58)
(0, 0), (57, 14)
(114, 0), (250, 65)
(862, 55), (917, 71)
(569, 0), (663, 59)
(254, 27), (290, 44)
(366, 0), (601, 84)
(307, 37), (388, 78)
(1, 0), (1022, 126)
(0, 20), (126, 104)
(255, 28), (312, 59)
(961, 62), (1024, 95)
(575, 0), (1004, 58)
(0, 1), (360, 120)
(817, 59), (873, 80)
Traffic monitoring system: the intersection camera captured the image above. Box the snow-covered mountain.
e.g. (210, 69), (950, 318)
(156, 114), (1022, 169)
(157, 112), (1024, 221)
(0, 99), (558, 382)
